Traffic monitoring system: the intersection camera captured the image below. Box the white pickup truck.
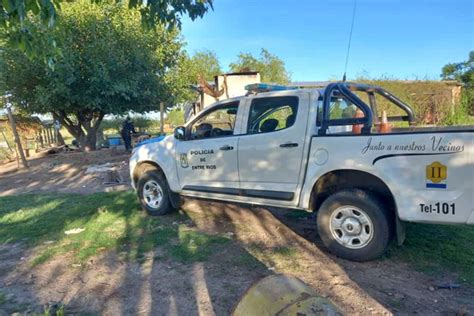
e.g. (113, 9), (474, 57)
(129, 82), (473, 261)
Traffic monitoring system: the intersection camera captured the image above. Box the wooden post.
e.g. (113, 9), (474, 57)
(0, 129), (14, 153)
(160, 102), (164, 135)
(47, 127), (54, 145)
(44, 129), (50, 145)
(39, 130), (44, 148)
(6, 107), (28, 168)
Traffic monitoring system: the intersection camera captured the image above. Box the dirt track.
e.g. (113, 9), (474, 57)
(181, 199), (474, 315)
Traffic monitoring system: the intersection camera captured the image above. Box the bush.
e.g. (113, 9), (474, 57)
(356, 78), (469, 125)
(100, 117), (162, 135)
(442, 88), (474, 126)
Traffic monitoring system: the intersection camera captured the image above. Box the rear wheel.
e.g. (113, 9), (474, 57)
(137, 170), (174, 216)
(317, 189), (392, 261)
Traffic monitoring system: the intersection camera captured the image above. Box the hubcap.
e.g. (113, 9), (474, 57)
(329, 206), (374, 249)
(143, 180), (163, 209)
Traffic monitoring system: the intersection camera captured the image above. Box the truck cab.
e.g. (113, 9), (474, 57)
(130, 82), (474, 261)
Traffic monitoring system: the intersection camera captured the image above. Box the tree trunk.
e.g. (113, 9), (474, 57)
(160, 102), (164, 135)
(80, 132), (97, 151)
(57, 131), (65, 146)
(52, 110), (104, 151)
(6, 107), (29, 168)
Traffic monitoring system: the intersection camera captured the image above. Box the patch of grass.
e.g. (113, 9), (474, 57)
(0, 192), (259, 267)
(283, 210), (311, 219)
(386, 223), (474, 284)
(245, 243), (301, 272)
(271, 246), (297, 257)
(42, 304), (65, 316)
(0, 192), (179, 265)
(168, 226), (230, 263)
(233, 250), (267, 269)
(0, 291), (7, 305)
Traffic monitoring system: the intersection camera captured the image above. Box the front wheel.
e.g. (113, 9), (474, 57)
(137, 170), (174, 216)
(317, 189), (392, 261)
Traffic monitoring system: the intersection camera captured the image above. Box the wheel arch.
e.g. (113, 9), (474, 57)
(132, 161), (166, 188)
(133, 160), (181, 209)
(309, 169), (405, 244)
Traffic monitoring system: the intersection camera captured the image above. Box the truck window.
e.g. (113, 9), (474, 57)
(329, 94), (360, 119)
(325, 90), (366, 134)
(189, 103), (238, 140)
(247, 96), (298, 134)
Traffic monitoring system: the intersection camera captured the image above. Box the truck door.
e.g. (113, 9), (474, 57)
(238, 92), (309, 201)
(176, 101), (240, 193)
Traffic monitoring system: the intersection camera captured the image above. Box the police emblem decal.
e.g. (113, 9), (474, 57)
(180, 153), (189, 168)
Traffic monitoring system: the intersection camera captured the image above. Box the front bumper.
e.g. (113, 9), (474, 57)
(129, 152), (138, 190)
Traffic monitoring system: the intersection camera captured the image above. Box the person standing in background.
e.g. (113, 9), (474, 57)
(121, 116), (136, 152)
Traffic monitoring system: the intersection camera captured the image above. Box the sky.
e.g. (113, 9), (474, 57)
(180, 0), (473, 82)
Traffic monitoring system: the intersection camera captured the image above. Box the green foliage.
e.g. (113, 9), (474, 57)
(100, 116), (163, 135)
(169, 226), (230, 263)
(441, 51), (474, 117)
(386, 223), (474, 284)
(0, 0), (59, 48)
(1, 0), (212, 58)
(229, 48), (291, 84)
(161, 53), (199, 105)
(166, 107), (185, 127)
(441, 51), (473, 86)
(190, 49), (222, 81)
(158, 50), (222, 105)
(442, 90), (474, 125)
(0, 1), (188, 149)
(42, 303), (65, 316)
(355, 78), (469, 125)
(0, 191), (232, 265)
(129, 0), (213, 29)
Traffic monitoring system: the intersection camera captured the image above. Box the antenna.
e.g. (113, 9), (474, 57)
(343, 0), (357, 82)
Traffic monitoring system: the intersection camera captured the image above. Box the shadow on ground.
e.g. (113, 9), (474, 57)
(0, 194), (473, 315)
(0, 148), (130, 197)
(0, 193), (269, 315)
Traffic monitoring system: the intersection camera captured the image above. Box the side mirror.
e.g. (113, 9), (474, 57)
(174, 126), (186, 140)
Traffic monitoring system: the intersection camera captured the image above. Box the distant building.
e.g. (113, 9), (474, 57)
(185, 72), (261, 121)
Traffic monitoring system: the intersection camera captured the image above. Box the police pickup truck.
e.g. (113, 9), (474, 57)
(129, 82), (473, 261)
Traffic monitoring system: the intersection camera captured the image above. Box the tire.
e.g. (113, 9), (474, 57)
(317, 189), (392, 261)
(137, 170), (174, 216)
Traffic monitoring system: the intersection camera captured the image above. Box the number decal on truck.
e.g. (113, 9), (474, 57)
(419, 203), (455, 215)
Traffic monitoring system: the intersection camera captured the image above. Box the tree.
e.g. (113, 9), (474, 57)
(441, 51), (474, 86)
(441, 51), (474, 114)
(229, 48), (291, 84)
(190, 50), (222, 81)
(1, 0), (186, 150)
(158, 50), (222, 106)
(1, 0), (212, 58)
(166, 107), (185, 127)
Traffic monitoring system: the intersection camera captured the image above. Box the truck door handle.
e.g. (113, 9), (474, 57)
(220, 145), (234, 151)
(279, 142), (298, 148)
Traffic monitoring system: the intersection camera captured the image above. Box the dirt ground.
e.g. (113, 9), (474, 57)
(0, 148), (131, 196)
(1, 149), (473, 315)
